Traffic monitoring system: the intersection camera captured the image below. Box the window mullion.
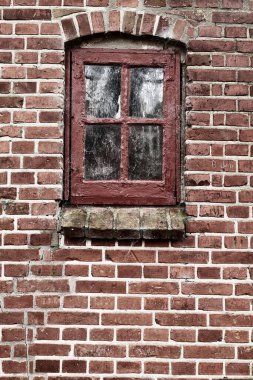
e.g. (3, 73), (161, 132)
(120, 64), (129, 181)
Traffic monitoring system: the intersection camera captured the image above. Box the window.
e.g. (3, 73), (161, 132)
(65, 48), (180, 205)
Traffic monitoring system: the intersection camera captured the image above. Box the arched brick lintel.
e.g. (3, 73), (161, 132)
(60, 10), (194, 46)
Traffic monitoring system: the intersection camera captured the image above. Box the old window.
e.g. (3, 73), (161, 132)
(65, 48), (180, 206)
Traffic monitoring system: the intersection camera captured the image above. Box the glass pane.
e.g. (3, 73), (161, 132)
(85, 124), (121, 180)
(128, 125), (163, 180)
(85, 65), (121, 118)
(129, 67), (164, 118)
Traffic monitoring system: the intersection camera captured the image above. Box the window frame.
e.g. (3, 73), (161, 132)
(64, 47), (181, 206)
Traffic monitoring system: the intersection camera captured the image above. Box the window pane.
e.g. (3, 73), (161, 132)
(129, 67), (164, 118)
(85, 124), (121, 180)
(85, 65), (121, 118)
(128, 125), (163, 180)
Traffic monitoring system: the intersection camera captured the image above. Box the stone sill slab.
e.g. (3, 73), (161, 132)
(61, 206), (185, 240)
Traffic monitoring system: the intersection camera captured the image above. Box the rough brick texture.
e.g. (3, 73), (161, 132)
(1, 1), (253, 379)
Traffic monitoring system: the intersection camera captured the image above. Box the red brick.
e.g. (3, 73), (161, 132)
(213, 251), (253, 264)
(118, 265), (141, 278)
(199, 362), (223, 375)
(226, 298), (250, 311)
(91, 12), (104, 33)
(63, 296), (88, 308)
(106, 250), (155, 263)
(117, 361), (141, 373)
(224, 236), (248, 250)
(29, 343), (70, 356)
(15, 23), (38, 35)
(0, 219), (14, 230)
(0, 83), (11, 94)
(172, 362), (196, 375)
(123, 11), (136, 34)
(144, 0), (165, 5)
(141, 13), (156, 35)
(31, 264), (62, 276)
(2, 328), (25, 342)
(4, 264), (28, 277)
(144, 361), (169, 374)
(238, 347), (253, 359)
(0, 38), (24, 49)
(17, 279), (69, 292)
(196, 0), (219, 8)
(88, 0), (108, 4)
(159, 250), (208, 264)
(186, 127), (237, 141)
(117, 296), (141, 310)
(223, 267), (247, 280)
(129, 281), (178, 294)
(144, 297), (168, 310)
(89, 360), (113, 373)
(198, 298), (223, 311)
(13, 82), (37, 94)
(225, 330), (249, 343)
(90, 296), (114, 309)
(36, 360), (60, 373)
(4, 233), (28, 245)
(199, 25), (221, 37)
(27, 37), (63, 50)
(61, 18), (78, 40)
(62, 327), (86, 341)
(0, 187), (17, 200)
(197, 267), (220, 279)
(184, 346), (234, 359)
(30, 233), (52, 246)
(156, 313), (206, 326)
(41, 22), (61, 35)
(212, 11), (253, 23)
(210, 314), (253, 327)
(52, 248), (101, 262)
(15, 51), (38, 64)
(90, 328), (113, 341)
(198, 329), (222, 342)
(144, 328), (168, 341)
(4, 295), (33, 309)
(117, 328), (141, 341)
(171, 329), (195, 342)
(102, 313), (151, 326)
(75, 344), (125, 357)
(0, 312), (24, 325)
(171, 297), (195, 310)
(2, 360), (27, 374)
(3, 9), (51, 19)
(76, 280), (126, 294)
(198, 236), (222, 249)
(36, 327), (60, 340)
(0, 52), (12, 62)
(76, 13), (91, 37)
(62, 360), (86, 373)
(188, 68), (236, 82)
(129, 344), (180, 358)
(226, 363), (250, 376)
(36, 296), (60, 308)
(26, 96), (63, 109)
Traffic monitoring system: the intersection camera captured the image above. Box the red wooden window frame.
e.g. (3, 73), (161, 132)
(65, 48), (180, 205)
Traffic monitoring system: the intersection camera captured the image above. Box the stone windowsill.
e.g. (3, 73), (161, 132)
(60, 206), (185, 240)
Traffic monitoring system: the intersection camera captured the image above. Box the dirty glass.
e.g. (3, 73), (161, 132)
(85, 65), (121, 118)
(129, 67), (164, 118)
(85, 124), (121, 180)
(128, 125), (163, 180)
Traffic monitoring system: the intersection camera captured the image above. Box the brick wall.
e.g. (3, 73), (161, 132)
(1, 0), (253, 378)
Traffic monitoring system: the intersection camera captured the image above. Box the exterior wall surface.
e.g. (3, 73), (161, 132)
(1, 0), (253, 379)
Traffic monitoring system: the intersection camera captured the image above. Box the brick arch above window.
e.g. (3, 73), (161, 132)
(59, 10), (195, 45)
